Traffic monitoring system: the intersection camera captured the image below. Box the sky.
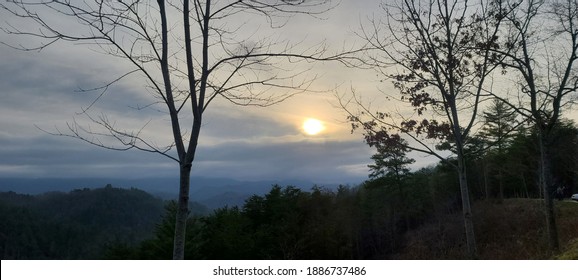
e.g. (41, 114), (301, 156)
(0, 1), (386, 185)
(0, 1), (576, 186)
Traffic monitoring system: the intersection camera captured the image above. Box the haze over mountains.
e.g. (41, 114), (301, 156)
(0, 176), (344, 209)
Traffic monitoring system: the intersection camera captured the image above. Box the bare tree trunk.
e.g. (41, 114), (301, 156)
(538, 130), (560, 253)
(457, 147), (477, 259)
(173, 117), (202, 259)
(520, 172), (529, 199)
(498, 168), (504, 203)
(484, 159), (490, 200)
(173, 164), (192, 260)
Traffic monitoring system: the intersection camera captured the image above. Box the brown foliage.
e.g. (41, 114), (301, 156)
(398, 199), (578, 259)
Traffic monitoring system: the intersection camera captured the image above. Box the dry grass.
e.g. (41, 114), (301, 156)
(399, 199), (578, 259)
(555, 238), (578, 260)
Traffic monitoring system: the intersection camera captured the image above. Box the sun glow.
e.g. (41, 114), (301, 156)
(302, 118), (325, 135)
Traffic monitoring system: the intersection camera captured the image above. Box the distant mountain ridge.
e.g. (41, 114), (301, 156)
(0, 176), (327, 209)
(0, 185), (166, 259)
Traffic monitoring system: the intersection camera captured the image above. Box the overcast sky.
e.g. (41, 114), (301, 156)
(0, 1), (576, 185)
(0, 1), (387, 185)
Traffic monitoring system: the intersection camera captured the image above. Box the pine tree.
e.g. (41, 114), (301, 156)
(479, 99), (518, 201)
(368, 135), (415, 232)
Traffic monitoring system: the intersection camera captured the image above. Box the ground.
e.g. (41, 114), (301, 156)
(399, 198), (578, 259)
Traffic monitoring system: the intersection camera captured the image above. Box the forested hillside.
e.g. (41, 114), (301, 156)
(105, 120), (578, 259)
(103, 185), (578, 260)
(0, 185), (206, 259)
(2, 182), (577, 259)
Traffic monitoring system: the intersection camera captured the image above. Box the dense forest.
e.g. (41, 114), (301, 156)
(0, 185), (207, 259)
(1, 120), (577, 259)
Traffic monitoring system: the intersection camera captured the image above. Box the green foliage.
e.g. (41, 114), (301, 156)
(479, 99), (518, 150)
(368, 136), (415, 180)
(0, 186), (165, 259)
(116, 185), (366, 259)
(46, 172), (470, 260)
(199, 206), (254, 259)
(104, 200), (203, 259)
(471, 119), (578, 200)
(548, 121), (578, 193)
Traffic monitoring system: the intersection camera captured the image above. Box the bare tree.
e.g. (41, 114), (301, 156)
(0, 0), (358, 259)
(489, 0), (578, 253)
(340, 0), (509, 258)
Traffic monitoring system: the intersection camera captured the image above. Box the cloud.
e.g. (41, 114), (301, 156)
(0, 133), (174, 177)
(0, 127), (372, 183)
(0, 47), (373, 183)
(200, 105), (300, 141)
(0, 2), (385, 185)
(191, 138), (373, 183)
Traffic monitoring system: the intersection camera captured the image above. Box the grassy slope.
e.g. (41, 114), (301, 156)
(399, 199), (578, 259)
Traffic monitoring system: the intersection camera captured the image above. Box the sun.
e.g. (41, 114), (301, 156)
(302, 118), (325, 135)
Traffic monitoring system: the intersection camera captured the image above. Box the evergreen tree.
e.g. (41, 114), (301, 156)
(367, 135), (415, 234)
(368, 135), (415, 181)
(479, 99), (519, 201)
